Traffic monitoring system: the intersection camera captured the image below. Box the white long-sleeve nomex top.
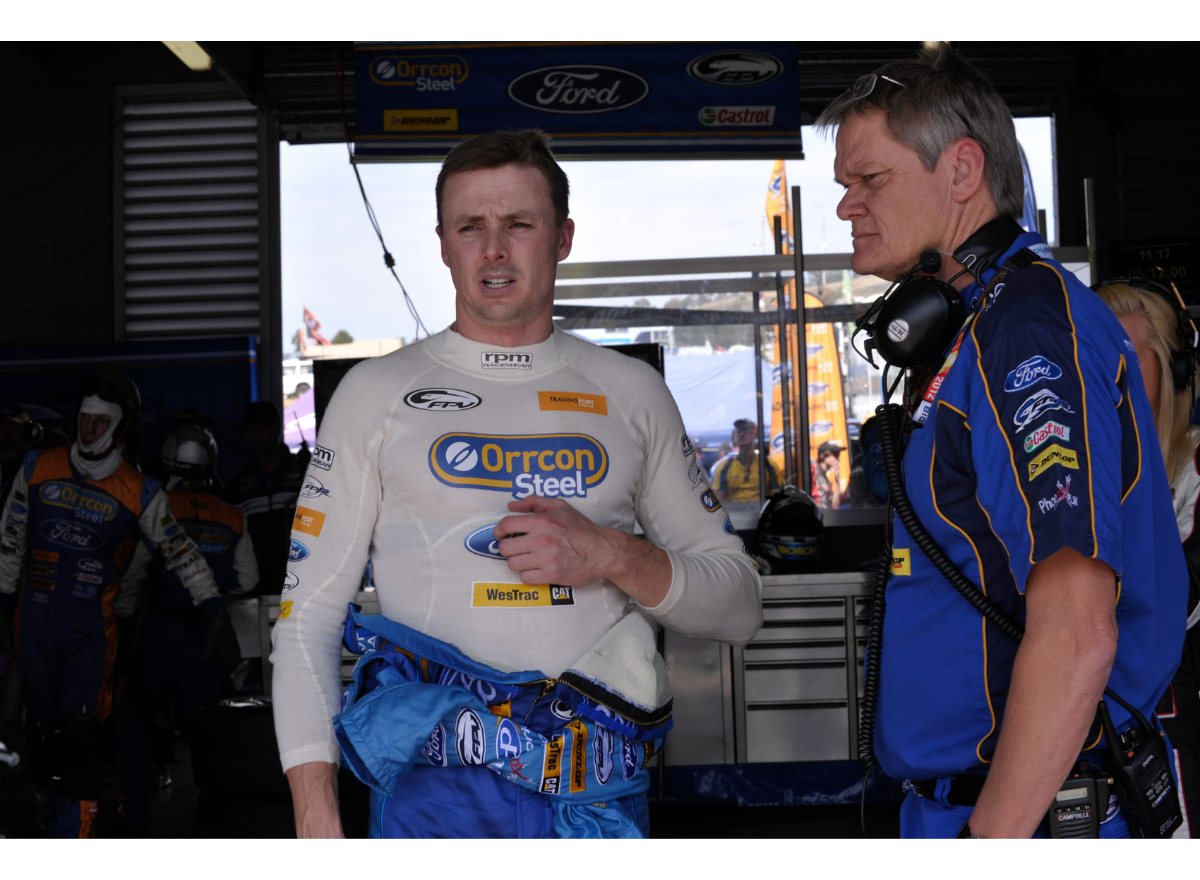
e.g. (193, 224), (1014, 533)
(270, 327), (763, 771)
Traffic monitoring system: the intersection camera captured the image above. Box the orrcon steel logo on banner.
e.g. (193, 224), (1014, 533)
(508, 65), (649, 114)
(687, 51), (783, 87)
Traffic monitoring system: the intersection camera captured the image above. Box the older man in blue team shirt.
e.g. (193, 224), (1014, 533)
(816, 44), (1185, 838)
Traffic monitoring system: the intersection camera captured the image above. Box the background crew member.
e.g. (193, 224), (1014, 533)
(814, 440), (845, 510)
(816, 44), (1185, 837)
(0, 371), (224, 838)
(224, 401), (306, 596)
(273, 129), (762, 838)
(1, 403), (38, 506)
(1096, 280), (1200, 836)
(116, 424), (256, 835)
(710, 418), (782, 503)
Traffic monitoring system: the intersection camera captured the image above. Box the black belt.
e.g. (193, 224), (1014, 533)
(909, 775), (987, 807)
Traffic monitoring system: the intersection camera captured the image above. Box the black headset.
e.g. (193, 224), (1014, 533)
(853, 216), (1035, 370)
(1091, 276), (1199, 393)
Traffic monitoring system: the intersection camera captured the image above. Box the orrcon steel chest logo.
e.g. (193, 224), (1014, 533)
(687, 51), (783, 87)
(508, 65), (649, 114)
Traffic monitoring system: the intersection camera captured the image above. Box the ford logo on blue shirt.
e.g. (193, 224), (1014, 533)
(1004, 355), (1063, 392)
(464, 524), (505, 560)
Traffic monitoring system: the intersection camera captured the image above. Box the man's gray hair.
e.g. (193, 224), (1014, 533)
(814, 43), (1024, 220)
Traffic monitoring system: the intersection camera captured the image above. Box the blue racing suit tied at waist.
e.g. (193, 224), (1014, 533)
(332, 604), (671, 835)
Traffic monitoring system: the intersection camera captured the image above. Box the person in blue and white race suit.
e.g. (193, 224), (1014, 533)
(270, 129), (763, 839)
(815, 44), (1185, 838)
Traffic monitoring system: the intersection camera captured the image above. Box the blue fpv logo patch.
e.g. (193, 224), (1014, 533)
(1004, 355), (1063, 392)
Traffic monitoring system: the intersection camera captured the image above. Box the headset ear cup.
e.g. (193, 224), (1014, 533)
(1177, 349), (1199, 394)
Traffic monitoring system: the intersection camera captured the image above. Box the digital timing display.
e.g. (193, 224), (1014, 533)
(1108, 237), (1195, 305)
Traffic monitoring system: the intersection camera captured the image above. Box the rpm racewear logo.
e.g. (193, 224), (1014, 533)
(282, 571), (299, 593)
(698, 106), (776, 126)
(681, 434), (696, 458)
(508, 66), (649, 114)
(39, 519), (101, 550)
(39, 481), (117, 523)
(370, 55), (468, 88)
(495, 718), (522, 761)
(1004, 355), (1063, 393)
(481, 352), (532, 370)
(1014, 389), (1074, 429)
(464, 524), (504, 560)
(423, 724), (448, 767)
(455, 709), (487, 766)
(429, 432), (608, 499)
(405, 388), (482, 411)
(311, 445), (335, 471)
(687, 50), (783, 87)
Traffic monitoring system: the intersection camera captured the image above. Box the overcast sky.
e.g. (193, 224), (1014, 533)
(280, 118), (1054, 347)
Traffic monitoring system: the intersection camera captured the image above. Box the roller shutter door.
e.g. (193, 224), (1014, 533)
(114, 87), (277, 341)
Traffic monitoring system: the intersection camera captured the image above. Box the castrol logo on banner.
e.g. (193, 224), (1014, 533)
(698, 106), (776, 126)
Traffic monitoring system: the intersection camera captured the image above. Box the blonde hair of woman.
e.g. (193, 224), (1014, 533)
(1093, 281), (1197, 483)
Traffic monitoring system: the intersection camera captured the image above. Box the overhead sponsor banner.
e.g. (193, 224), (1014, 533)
(354, 42), (801, 161)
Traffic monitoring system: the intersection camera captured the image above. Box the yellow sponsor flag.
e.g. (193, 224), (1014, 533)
(763, 161), (850, 490)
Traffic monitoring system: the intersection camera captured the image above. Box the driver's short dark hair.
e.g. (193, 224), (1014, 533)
(733, 419), (756, 432)
(436, 129), (570, 229)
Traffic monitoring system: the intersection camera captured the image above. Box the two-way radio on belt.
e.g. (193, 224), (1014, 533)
(853, 241), (1183, 840)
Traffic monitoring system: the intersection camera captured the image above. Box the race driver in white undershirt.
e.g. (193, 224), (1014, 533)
(272, 129), (763, 838)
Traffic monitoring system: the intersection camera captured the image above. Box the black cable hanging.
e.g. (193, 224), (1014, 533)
(332, 42), (429, 341)
(0, 113), (127, 202)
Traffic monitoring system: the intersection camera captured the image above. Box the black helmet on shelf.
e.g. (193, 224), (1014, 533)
(161, 424), (219, 478)
(755, 486), (824, 574)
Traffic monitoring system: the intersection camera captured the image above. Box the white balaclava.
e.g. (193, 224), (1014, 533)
(70, 394), (127, 480)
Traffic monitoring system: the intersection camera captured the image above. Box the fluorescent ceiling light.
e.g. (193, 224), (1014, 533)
(162, 41), (213, 72)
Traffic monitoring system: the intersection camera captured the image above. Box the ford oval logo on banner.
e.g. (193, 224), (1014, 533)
(508, 65), (649, 114)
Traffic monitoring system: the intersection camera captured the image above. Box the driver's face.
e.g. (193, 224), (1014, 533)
(438, 163), (574, 337)
(77, 413), (112, 445)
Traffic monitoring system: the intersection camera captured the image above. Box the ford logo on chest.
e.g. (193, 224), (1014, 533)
(507, 65), (649, 114)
